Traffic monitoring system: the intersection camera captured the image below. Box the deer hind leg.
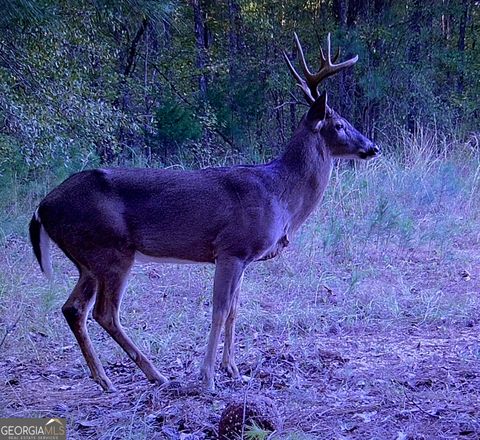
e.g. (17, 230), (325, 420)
(92, 266), (168, 386)
(62, 271), (115, 392)
(221, 273), (244, 379)
(200, 256), (245, 391)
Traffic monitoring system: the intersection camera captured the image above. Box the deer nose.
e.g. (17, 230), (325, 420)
(358, 141), (380, 160)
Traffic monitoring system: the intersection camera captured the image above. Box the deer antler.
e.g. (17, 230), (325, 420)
(283, 33), (359, 105)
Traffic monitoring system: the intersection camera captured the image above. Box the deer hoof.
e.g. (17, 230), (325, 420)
(221, 361), (240, 379)
(149, 372), (168, 385)
(96, 377), (116, 393)
(199, 369), (215, 392)
(202, 379), (215, 392)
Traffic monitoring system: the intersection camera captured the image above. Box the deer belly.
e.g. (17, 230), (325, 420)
(134, 251), (202, 265)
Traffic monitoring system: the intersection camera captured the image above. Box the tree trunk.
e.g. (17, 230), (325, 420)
(457, 0), (473, 92)
(334, 0), (348, 27)
(458, 1), (468, 52)
(347, 0), (358, 27)
(192, 0), (208, 103)
(124, 17), (149, 77)
(227, 0), (242, 121)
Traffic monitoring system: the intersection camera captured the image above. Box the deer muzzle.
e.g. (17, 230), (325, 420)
(358, 144), (380, 159)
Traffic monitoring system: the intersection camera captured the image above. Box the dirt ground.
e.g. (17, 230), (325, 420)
(2, 321), (480, 439)
(1, 198), (480, 439)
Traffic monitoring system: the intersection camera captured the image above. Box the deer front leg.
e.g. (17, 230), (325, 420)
(200, 256), (244, 391)
(221, 273), (243, 379)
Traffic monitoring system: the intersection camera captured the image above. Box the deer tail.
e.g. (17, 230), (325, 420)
(29, 209), (53, 280)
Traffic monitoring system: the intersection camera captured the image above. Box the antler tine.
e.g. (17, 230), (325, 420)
(282, 50), (303, 88)
(291, 32), (321, 102)
(311, 33), (359, 84)
(319, 46), (326, 64)
(283, 48), (315, 105)
(321, 44), (340, 66)
(294, 32), (313, 80)
(326, 33), (332, 67)
(284, 32), (358, 105)
(333, 47), (341, 64)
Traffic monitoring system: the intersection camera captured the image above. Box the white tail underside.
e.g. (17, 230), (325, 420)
(35, 209), (53, 280)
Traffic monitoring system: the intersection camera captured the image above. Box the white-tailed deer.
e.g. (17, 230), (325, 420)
(29, 33), (379, 392)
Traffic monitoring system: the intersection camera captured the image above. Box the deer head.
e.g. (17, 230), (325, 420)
(284, 33), (380, 160)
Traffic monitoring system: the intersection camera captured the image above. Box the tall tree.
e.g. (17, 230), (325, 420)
(192, 0), (208, 103)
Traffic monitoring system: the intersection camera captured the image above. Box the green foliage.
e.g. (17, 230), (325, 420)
(245, 422), (272, 440)
(0, 0), (478, 175)
(154, 96), (202, 147)
(0, 134), (24, 176)
(0, 0), (50, 28)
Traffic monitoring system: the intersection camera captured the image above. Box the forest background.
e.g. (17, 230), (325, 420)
(1, 1), (480, 438)
(0, 0), (478, 182)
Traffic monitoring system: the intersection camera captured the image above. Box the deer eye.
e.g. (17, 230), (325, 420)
(335, 123), (344, 131)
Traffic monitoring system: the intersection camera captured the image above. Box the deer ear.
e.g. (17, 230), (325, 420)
(307, 91), (328, 129)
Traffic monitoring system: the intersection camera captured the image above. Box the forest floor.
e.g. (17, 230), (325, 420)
(1, 150), (480, 439)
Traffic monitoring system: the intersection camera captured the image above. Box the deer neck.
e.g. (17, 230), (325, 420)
(276, 134), (333, 233)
